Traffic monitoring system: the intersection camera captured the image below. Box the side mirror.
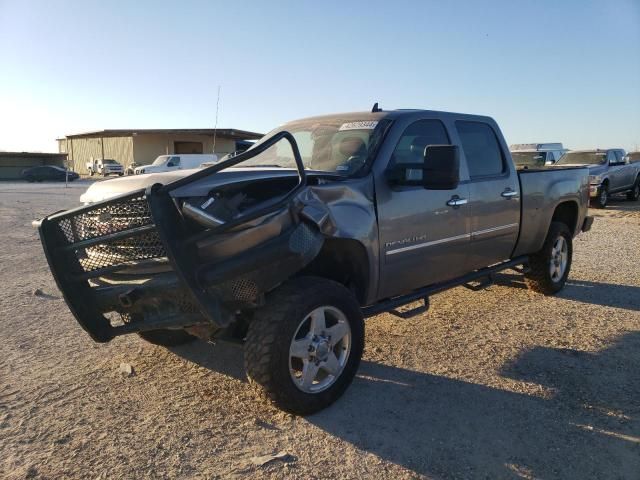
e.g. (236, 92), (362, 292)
(387, 144), (460, 190)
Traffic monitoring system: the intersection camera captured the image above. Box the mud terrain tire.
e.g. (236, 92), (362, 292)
(245, 277), (364, 415)
(525, 221), (573, 295)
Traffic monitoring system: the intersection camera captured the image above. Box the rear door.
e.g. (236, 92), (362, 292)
(375, 118), (471, 299)
(455, 121), (520, 270)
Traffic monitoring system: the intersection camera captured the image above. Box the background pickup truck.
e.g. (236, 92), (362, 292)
(86, 158), (124, 177)
(37, 108), (592, 415)
(555, 149), (640, 207)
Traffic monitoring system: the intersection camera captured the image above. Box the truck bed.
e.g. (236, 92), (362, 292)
(513, 166), (590, 258)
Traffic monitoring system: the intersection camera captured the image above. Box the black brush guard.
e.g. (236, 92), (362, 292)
(39, 132), (314, 342)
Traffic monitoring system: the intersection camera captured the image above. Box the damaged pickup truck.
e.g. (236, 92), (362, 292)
(37, 109), (593, 415)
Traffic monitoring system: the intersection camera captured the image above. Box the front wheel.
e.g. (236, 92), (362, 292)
(593, 184), (608, 208)
(627, 178), (640, 201)
(525, 221), (572, 295)
(244, 277), (364, 415)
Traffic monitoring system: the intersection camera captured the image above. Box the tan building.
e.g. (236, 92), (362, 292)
(57, 128), (262, 175)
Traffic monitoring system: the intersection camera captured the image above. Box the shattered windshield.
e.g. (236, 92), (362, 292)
(239, 115), (390, 175)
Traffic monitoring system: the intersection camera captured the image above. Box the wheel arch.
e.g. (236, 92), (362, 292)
(551, 200), (579, 236)
(298, 237), (370, 305)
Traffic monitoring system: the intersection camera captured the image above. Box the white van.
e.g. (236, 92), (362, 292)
(134, 154), (218, 175)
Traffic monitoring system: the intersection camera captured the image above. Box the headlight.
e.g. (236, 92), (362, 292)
(589, 174), (602, 184)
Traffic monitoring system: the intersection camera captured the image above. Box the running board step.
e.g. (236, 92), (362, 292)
(389, 297), (430, 319)
(463, 274), (494, 291)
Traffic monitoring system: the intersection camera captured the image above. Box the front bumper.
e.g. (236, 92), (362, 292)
(38, 189), (322, 342)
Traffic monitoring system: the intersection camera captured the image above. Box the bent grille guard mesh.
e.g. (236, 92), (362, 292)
(146, 131), (308, 327)
(38, 132), (308, 342)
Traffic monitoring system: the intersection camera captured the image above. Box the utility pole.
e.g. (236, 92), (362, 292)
(212, 85), (221, 154)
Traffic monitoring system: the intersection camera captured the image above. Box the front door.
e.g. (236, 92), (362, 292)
(166, 155), (181, 170)
(454, 121), (520, 270)
(376, 119), (471, 299)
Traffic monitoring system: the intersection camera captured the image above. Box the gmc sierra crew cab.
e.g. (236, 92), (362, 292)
(36, 108), (593, 415)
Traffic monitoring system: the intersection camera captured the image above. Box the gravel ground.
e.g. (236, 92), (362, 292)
(1, 180), (639, 479)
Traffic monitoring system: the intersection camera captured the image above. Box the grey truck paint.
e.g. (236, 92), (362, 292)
(76, 109), (590, 311)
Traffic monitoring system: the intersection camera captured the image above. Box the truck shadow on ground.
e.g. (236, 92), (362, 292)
(171, 331), (640, 478)
(308, 331), (640, 479)
(494, 273), (640, 311)
(170, 340), (247, 382)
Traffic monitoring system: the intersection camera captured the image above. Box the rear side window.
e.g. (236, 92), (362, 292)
(455, 121), (505, 178)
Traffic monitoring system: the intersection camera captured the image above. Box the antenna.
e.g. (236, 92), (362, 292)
(371, 102), (382, 113)
(213, 85), (221, 153)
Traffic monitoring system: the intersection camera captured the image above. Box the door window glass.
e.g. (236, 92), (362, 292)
(167, 156), (181, 167)
(390, 120), (449, 181)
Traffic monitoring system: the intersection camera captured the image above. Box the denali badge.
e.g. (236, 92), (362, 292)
(385, 234), (428, 249)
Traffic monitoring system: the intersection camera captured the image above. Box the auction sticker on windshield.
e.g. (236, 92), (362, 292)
(339, 121), (379, 131)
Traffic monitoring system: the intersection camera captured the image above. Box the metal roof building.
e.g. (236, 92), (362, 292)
(57, 128), (263, 175)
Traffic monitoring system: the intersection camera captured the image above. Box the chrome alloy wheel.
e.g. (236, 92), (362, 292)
(549, 236), (568, 282)
(288, 306), (352, 393)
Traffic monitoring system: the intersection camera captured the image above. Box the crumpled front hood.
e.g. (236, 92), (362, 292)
(79, 169), (199, 203)
(78, 167), (305, 203)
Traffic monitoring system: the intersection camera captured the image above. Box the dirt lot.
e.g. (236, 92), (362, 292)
(1, 180), (639, 479)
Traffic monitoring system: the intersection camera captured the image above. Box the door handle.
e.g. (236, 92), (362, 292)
(501, 189), (519, 198)
(446, 196), (468, 207)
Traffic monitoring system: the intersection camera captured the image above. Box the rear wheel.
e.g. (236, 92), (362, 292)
(525, 221), (572, 295)
(593, 183), (608, 208)
(245, 277), (364, 415)
(627, 178), (640, 201)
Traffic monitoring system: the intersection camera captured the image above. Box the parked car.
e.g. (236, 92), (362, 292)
(510, 143), (566, 168)
(555, 149), (640, 207)
(134, 154), (218, 174)
(86, 158), (124, 177)
(22, 165), (79, 182)
(36, 108), (592, 415)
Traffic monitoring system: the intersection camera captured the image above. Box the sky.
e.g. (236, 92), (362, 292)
(0, 0), (639, 153)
